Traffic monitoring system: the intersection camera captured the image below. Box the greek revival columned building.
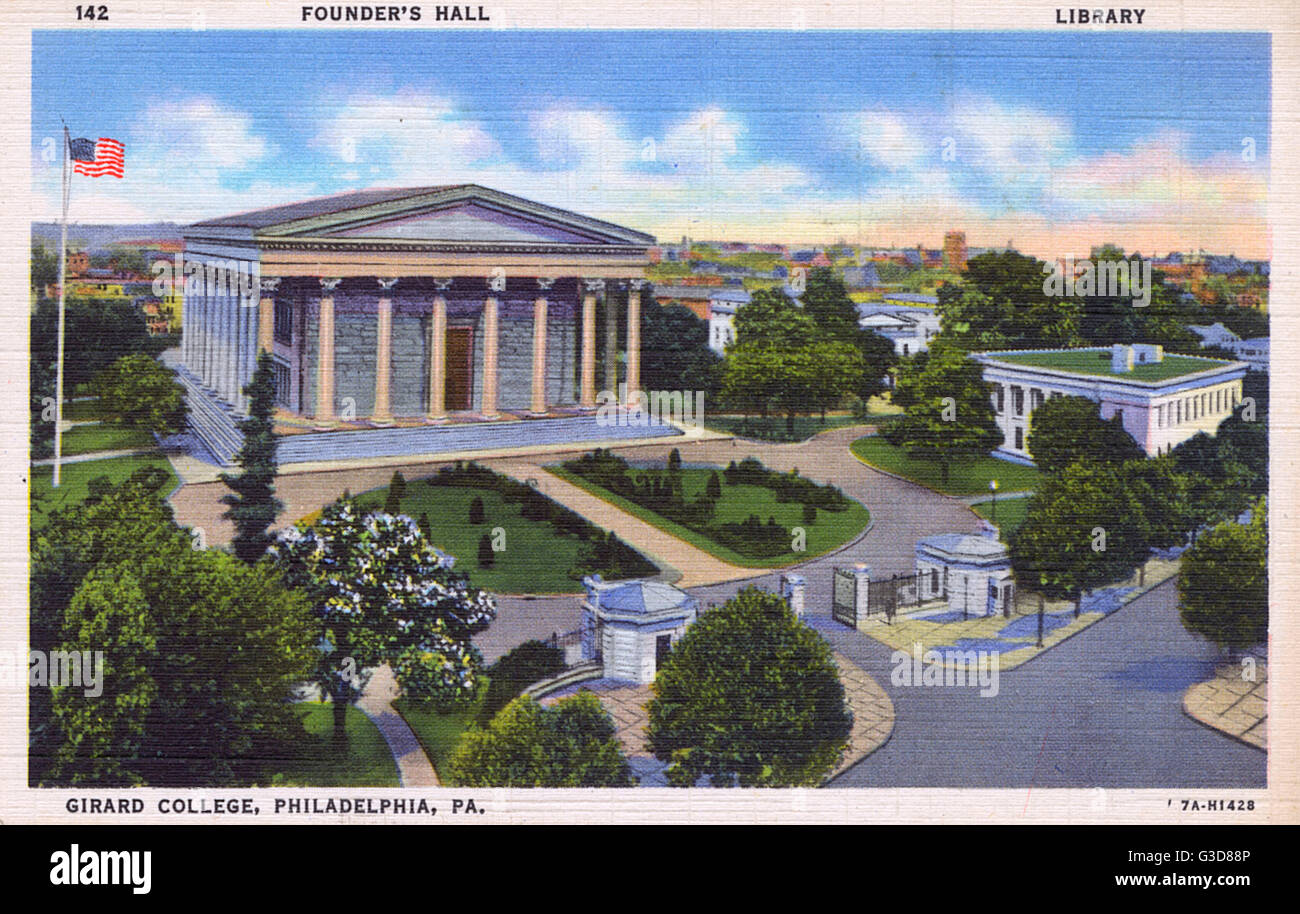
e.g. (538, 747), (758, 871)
(179, 186), (654, 443)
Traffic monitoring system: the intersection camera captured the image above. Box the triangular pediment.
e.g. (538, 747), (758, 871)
(324, 202), (613, 244)
(248, 185), (654, 247)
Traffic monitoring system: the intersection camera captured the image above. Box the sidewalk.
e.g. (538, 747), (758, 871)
(355, 665), (442, 786)
(1183, 660), (1267, 751)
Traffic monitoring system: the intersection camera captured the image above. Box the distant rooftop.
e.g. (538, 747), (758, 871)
(979, 348), (1238, 382)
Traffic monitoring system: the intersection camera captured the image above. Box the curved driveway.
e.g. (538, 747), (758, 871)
(480, 427), (1266, 788)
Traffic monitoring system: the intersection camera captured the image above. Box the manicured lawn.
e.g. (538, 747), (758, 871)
(30, 454), (178, 531)
(392, 691), (488, 787)
(350, 483), (591, 593)
(972, 494), (1031, 541)
(268, 703), (400, 787)
(62, 398), (106, 421)
(548, 464), (871, 568)
(850, 435), (1041, 497)
(705, 402), (898, 443)
(59, 423), (156, 456)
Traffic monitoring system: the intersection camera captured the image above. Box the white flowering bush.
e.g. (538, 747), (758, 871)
(270, 498), (498, 730)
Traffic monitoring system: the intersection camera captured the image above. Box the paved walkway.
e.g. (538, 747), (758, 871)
(34, 446), (160, 466)
(1183, 660), (1267, 751)
(829, 650), (895, 779)
(486, 457), (756, 588)
(355, 665), (441, 787)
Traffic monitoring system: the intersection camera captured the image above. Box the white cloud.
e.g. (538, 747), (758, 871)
(851, 109), (926, 170)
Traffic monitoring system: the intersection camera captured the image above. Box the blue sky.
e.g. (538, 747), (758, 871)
(32, 30), (1271, 257)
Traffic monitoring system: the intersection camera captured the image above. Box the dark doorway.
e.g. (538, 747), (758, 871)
(446, 327), (474, 410)
(655, 634), (673, 671)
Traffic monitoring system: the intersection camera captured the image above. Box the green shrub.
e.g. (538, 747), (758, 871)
(477, 640), (567, 725)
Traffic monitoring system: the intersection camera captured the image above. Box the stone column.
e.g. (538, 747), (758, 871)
(481, 294), (500, 419)
(604, 283), (619, 396)
(315, 278), (341, 426)
(625, 279), (643, 407)
(201, 294), (214, 389)
(427, 289), (448, 422)
(581, 279), (601, 409)
(531, 278), (554, 415)
(372, 279), (398, 425)
(258, 278), (278, 355)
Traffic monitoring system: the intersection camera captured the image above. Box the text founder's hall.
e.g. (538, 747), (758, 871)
(179, 185), (655, 427)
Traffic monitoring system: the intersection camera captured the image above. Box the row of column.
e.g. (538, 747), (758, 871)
(183, 272), (259, 413)
(257, 276), (643, 425)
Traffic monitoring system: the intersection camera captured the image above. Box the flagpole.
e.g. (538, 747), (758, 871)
(53, 125), (70, 488)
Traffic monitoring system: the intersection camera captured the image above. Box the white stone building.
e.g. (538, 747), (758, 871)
(580, 576), (699, 684)
(915, 530), (1015, 617)
(974, 344), (1248, 463)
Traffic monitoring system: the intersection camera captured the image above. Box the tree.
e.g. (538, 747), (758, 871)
(722, 328), (862, 435)
(801, 267), (860, 343)
(1179, 499), (1267, 655)
(31, 241), (58, 291)
(31, 297), (159, 394)
(705, 471), (722, 499)
(639, 298), (721, 395)
(32, 473), (314, 786)
(448, 692), (633, 787)
(468, 495), (486, 525)
(884, 342), (1001, 484)
(1025, 395), (1144, 474)
(938, 251), (1080, 350)
(646, 587), (852, 787)
(92, 353), (187, 436)
(476, 640), (566, 725)
(477, 532), (496, 568)
(218, 352), (284, 563)
(48, 548), (314, 786)
(790, 267), (896, 402)
(270, 498), (497, 743)
(1010, 460), (1151, 619)
(383, 470), (407, 515)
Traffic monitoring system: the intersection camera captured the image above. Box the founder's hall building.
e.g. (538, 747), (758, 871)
(179, 185), (655, 432)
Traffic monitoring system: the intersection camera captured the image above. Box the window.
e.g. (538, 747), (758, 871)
(273, 300), (293, 343)
(1014, 427), (1023, 450)
(1012, 386), (1024, 417)
(272, 359), (291, 408)
(994, 385), (1004, 413)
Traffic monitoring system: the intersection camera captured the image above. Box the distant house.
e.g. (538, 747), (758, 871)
(1188, 322), (1241, 348)
(707, 288), (751, 353)
(653, 284), (714, 320)
(857, 303), (940, 357)
(974, 345), (1249, 463)
(842, 263), (881, 290)
(1221, 337), (1269, 373)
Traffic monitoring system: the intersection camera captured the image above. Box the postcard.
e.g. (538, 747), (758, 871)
(1, 0), (1296, 831)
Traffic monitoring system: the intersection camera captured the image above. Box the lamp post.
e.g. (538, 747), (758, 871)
(989, 478), (999, 523)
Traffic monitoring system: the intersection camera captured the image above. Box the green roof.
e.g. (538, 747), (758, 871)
(982, 349), (1236, 382)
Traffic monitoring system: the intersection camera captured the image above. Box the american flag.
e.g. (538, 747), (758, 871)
(71, 136), (124, 178)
